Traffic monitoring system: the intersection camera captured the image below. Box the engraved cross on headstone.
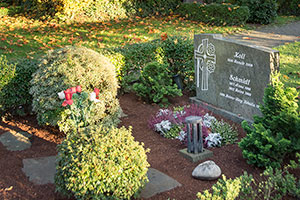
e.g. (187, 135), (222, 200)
(195, 39), (216, 91)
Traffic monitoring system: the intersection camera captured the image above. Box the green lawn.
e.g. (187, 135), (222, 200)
(0, 15), (250, 61)
(275, 42), (300, 89)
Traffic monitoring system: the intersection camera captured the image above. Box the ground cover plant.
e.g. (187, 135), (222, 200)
(148, 104), (239, 147)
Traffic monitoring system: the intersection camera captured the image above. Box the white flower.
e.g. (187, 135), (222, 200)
(57, 91), (65, 99)
(203, 113), (217, 128)
(174, 110), (186, 119)
(156, 109), (172, 117)
(205, 133), (222, 147)
(160, 120), (172, 131)
(89, 92), (100, 103)
(154, 120), (172, 135)
(176, 130), (186, 141)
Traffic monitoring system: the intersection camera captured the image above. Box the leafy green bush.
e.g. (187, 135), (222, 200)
(112, 36), (194, 92)
(197, 154), (300, 200)
(234, 0), (277, 24)
(176, 3), (250, 26)
(211, 120), (238, 145)
(134, 0), (182, 17)
(30, 46), (121, 132)
(55, 125), (150, 200)
(112, 41), (161, 92)
(161, 36), (194, 90)
(0, 55), (15, 91)
(133, 62), (182, 106)
(239, 73), (300, 168)
(0, 58), (38, 116)
(0, 55), (16, 112)
(277, 0), (300, 16)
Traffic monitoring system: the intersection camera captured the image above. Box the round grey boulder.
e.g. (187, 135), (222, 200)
(192, 160), (221, 180)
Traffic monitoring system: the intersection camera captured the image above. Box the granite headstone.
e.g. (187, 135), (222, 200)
(191, 34), (279, 122)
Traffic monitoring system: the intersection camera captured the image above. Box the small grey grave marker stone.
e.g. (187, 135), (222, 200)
(191, 34), (279, 122)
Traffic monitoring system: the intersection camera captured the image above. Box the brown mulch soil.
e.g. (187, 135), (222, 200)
(0, 93), (298, 200)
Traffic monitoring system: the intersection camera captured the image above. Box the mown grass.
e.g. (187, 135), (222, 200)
(0, 15), (249, 61)
(275, 42), (300, 89)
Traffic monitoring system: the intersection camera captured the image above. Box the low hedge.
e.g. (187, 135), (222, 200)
(176, 3), (250, 26)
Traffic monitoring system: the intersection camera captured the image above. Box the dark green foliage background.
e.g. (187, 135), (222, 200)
(234, 0), (277, 24)
(176, 3), (250, 26)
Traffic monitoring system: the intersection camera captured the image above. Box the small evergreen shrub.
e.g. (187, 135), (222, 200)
(239, 73), (300, 168)
(197, 154), (300, 200)
(0, 58), (38, 116)
(277, 0), (300, 16)
(176, 3), (250, 26)
(133, 62), (182, 106)
(197, 175), (241, 200)
(30, 46), (121, 131)
(55, 125), (150, 200)
(234, 0), (277, 24)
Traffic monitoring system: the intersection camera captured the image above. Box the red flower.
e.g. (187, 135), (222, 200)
(76, 85), (82, 93)
(64, 89), (72, 100)
(94, 88), (100, 99)
(70, 87), (77, 94)
(62, 99), (73, 107)
(62, 88), (73, 106)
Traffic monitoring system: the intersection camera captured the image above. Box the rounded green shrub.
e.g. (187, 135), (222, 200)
(133, 62), (182, 106)
(55, 125), (150, 200)
(30, 46), (121, 132)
